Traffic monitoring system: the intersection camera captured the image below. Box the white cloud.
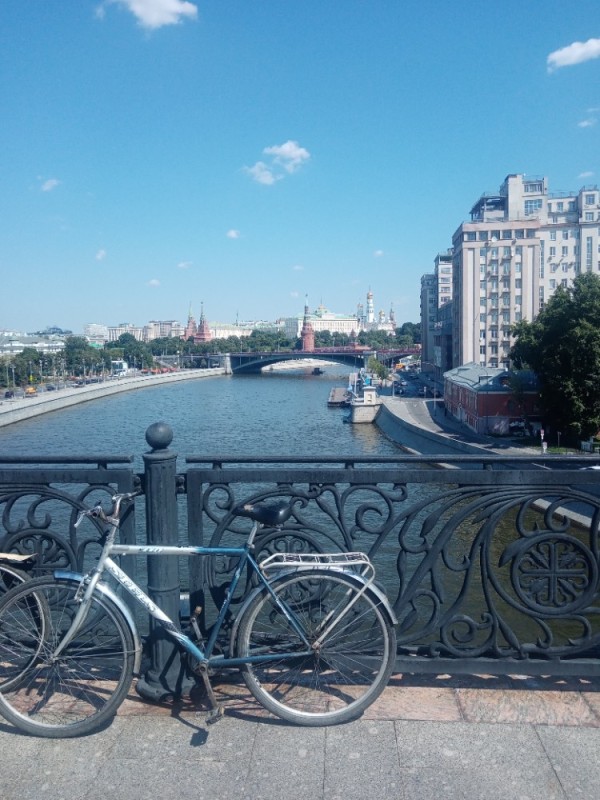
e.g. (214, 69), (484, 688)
(40, 178), (60, 192)
(96, 249), (107, 261)
(177, 260), (192, 269)
(100, 0), (198, 30)
(373, 249), (384, 258)
(244, 140), (310, 185)
(148, 278), (160, 287)
(292, 264), (304, 271)
(244, 161), (280, 186)
(578, 118), (597, 128)
(547, 38), (600, 72)
(263, 140), (311, 174)
(226, 229), (241, 239)
(578, 171), (594, 178)
(290, 291), (300, 298)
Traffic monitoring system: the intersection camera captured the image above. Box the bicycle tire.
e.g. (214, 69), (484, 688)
(0, 563), (31, 594)
(236, 570), (396, 726)
(0, 574), (50, 692)
(0, 576), (136, 738)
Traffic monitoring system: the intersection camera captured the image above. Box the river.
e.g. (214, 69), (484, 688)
(0, 366), (402, 463)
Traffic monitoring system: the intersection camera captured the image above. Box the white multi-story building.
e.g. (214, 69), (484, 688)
(451, 174), (600, 369)
(84, 323), (109, 346)
(144, 320), (185, 341)
(283, 303), (360, 339)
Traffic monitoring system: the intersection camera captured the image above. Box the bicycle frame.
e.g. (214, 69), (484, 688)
(53, 534), (315, 671)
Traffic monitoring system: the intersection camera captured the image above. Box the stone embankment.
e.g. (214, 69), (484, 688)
(0, 368), (226, 428)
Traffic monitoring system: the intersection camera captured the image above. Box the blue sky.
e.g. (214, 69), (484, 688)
(1, 1), (599, 334)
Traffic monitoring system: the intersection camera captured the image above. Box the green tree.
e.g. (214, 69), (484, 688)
(510, 272), (600, 442)
(367, 355), (388, 380)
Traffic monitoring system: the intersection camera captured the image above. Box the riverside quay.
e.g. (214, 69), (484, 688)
(1, 421), (600, 699)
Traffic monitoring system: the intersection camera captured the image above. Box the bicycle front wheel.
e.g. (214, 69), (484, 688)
(0, 577), (136, 738)
(236, 570), (396, 726)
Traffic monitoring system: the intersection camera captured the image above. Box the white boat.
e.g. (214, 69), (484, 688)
(347, 385), (382, 424)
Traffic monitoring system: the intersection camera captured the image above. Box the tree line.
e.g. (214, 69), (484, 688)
(1, 323), (421, 388)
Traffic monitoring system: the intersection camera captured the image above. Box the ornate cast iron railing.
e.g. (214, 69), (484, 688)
(2, 431), (600, 688)
(185, 454), (600, 678)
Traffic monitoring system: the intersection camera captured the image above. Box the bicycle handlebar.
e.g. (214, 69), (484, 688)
(74, 492), (140, 529)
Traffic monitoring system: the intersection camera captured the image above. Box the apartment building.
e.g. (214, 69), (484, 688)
(450, 174), (600, 369)
(421, 251), (453, 380)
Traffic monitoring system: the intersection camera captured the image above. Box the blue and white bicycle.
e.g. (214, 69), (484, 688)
(0, 492), (396, 738)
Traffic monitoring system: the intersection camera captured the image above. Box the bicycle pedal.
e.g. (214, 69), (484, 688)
(206, 706), (224, 724)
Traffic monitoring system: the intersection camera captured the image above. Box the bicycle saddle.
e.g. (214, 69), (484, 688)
(233, 501), (293, 527)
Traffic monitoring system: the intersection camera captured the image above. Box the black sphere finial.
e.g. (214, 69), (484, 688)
(145, 421), (173, 450)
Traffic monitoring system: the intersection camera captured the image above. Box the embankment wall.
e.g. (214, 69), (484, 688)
(0, 369), (226, 428)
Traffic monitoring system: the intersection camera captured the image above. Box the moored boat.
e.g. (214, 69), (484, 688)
(346, 385), (382, 423)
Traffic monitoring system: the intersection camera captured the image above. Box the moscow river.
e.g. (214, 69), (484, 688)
(0, 366), (402, 463)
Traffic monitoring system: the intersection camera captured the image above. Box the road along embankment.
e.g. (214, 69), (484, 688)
(0, 368), (226, 428)
(375, 398), (489, 456)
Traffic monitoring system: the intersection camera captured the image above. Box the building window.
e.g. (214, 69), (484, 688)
(515, 229), (525, 239)
(585, 194), (596, 205)
(549, 247), (556, 256)
(502, 230), (512, 239)
(466, 232), (476, 241)
(562, 246), (568, 257)
(525, 199), (543, 215)
(491, 231), (500, 240)
(550, 230), (556, 240)
(557, 202), (564, 212)
(526, 230), (536, 238)
(515, 279), (522, 289)
(549, 279), (556, 289)
(585, 212), (594, 221)
(525, 182), (543, 193)
(478, 231), (488, 241)
(503, 246), (511, 257)
(569, 201), (576, 212)
(562, 230), (569, 239)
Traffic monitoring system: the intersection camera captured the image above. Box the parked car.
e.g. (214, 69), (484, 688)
(4, 390), (14, 399)
(24, 386), (37, 396)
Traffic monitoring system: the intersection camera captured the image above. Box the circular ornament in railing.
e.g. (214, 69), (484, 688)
(510, 533), (596, 616)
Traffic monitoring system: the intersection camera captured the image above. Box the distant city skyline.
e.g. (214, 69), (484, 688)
(1, 1), (598, 332)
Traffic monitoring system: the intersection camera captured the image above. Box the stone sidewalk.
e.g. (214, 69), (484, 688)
(2, 673), (600, 800)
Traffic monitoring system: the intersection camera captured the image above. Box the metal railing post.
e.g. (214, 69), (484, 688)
(136, 422), (194, 700)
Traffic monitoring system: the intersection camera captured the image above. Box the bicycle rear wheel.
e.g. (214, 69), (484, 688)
(0, 577), (136, 738)
(236, 570), (396, 726)
(0, 563), (31, 595)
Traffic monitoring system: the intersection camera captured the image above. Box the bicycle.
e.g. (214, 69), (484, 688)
(0, 492), (397, 738)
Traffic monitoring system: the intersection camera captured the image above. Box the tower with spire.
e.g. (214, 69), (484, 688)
(300, 296), (315, 352)
(193, 302), (212, 343)
(183, 303), (197, 340)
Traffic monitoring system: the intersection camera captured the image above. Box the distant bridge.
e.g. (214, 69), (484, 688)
(222, 347), (421, 375)
(167, 347), (420, 374)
